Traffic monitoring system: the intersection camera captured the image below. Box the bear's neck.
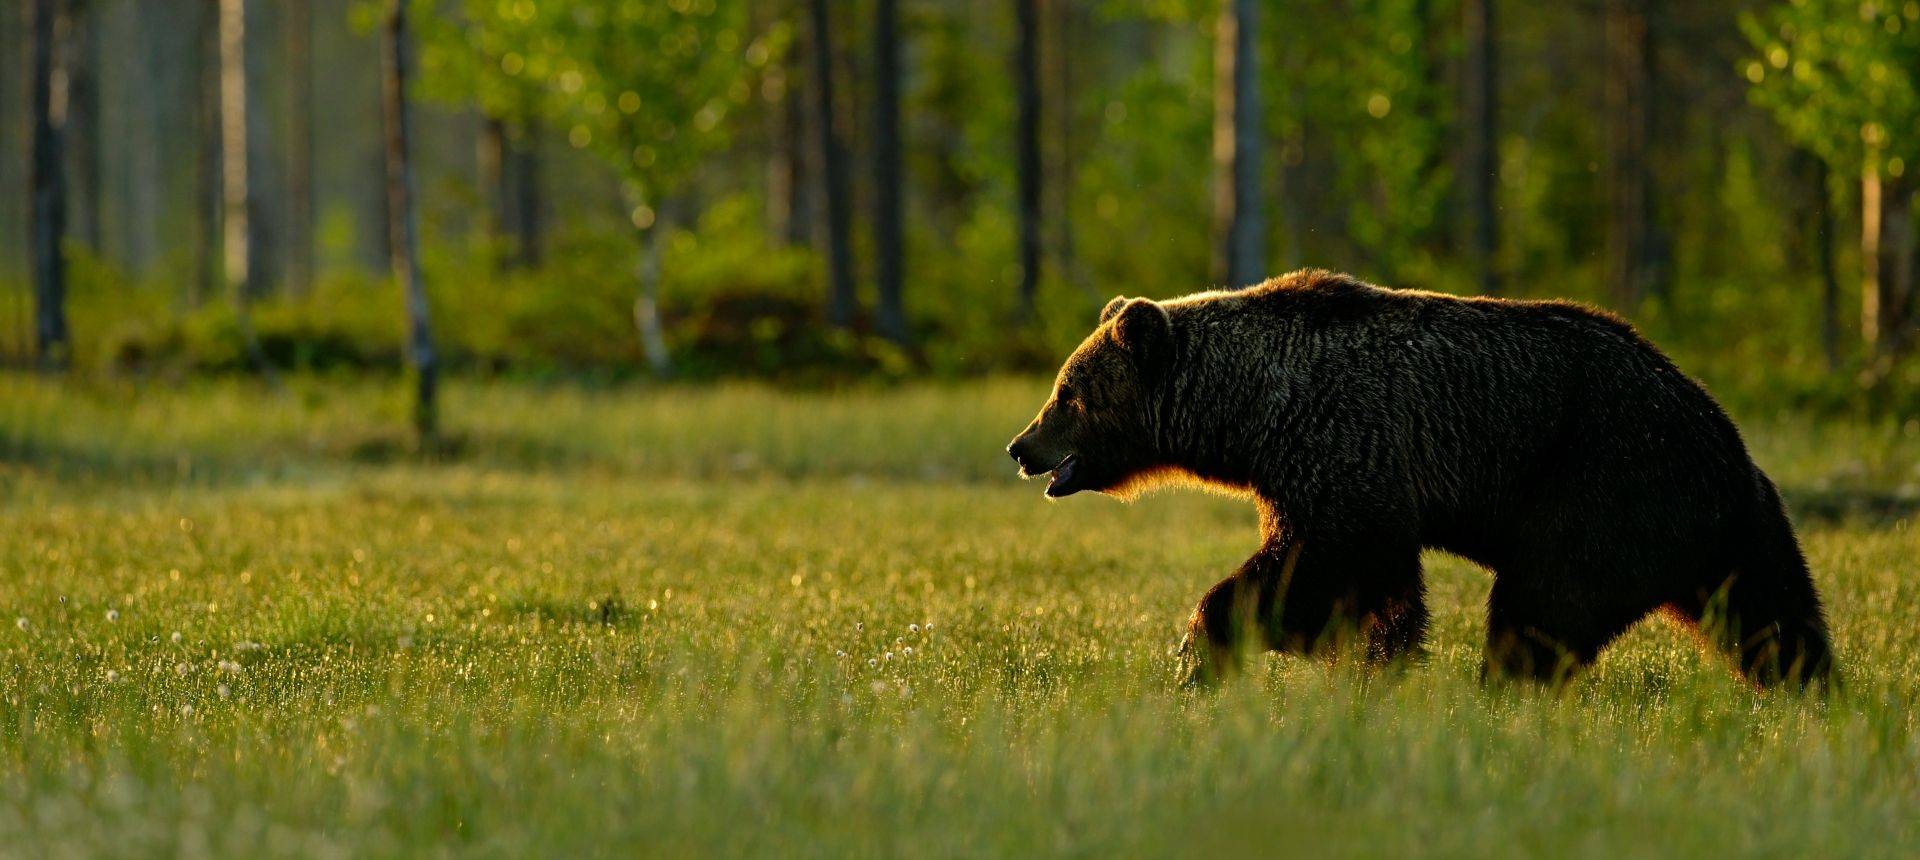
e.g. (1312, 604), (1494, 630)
(1154, 346), (1263, 494)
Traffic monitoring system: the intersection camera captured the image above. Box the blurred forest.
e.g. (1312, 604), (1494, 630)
(5, 0), (1920, 415)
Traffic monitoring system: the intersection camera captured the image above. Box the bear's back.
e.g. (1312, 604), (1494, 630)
(1208, 270), (1751, 506)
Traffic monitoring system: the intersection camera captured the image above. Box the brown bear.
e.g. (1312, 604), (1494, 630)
(1007, 269), (1833, 689)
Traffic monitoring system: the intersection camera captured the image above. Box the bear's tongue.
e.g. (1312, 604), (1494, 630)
(1044, 456), (1080, 497)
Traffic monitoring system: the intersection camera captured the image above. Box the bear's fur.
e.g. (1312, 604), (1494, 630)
(1006, 269), (1833, 689)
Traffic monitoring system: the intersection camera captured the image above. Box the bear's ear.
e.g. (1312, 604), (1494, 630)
(1099, 295), (1130, 325)
(1110, 298), (1172, 367)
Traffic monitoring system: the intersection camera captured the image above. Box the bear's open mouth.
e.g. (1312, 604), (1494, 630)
(1043, 455), (1081, 497)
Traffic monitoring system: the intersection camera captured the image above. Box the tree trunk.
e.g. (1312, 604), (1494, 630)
(1211, 0), (1264, 289)
(1277, 99), (1306, 271)
(219, 0), (274, 378)
(629, 199), (672, 378)
(194, 0), (220, 308)
(1603, 0), (1659, 310)
(779, 33), (813, 248)
(479, 114), (542, 270)
(1808, 157), (1839, 371)
(871, 0), (907, 343)
(509, 120), (542, 268)
(28, 0), (70, 368)
(1015, 0), (1043, 314)
(368, 114), (394, 272)
(765, 51), (795, 244)
(1460, 0), (1499, 295)
(1862, 161), (1882, 351)
(1045, 0), (1087, 296)
(807, 0), (857, 328)
(382, 0), (439, 442)
(478, 115), (506, 263)
(219, 0), (253, 301)
(123, 0), (163, 272)
(286, 0), (314, 296)
(1875, 173), (1915, 355)
(65, 0), (100, 253)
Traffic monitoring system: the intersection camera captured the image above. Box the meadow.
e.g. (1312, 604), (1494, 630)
(1, 373), (1918, 857)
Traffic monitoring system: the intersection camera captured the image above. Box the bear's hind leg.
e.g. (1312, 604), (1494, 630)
(1482, 573), (1647, 685)
(1670, 569), (1833, 690)
(1365, 579), (1430, 665)
(1669, 483), (1835, 690)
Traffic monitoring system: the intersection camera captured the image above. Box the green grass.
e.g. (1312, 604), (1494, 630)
(1, 374), (1918, 856)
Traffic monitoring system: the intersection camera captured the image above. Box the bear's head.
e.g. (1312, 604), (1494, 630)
(1007, 296), (1173, 498)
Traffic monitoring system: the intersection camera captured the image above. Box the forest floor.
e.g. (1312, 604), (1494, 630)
(1, 374), (1917, 857)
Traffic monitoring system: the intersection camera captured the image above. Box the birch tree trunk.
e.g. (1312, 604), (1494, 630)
(220, 0), (274, 376)
(633, 213), (672, 379)
(219, 0), (253, 301)
(382, 0), (439, 441)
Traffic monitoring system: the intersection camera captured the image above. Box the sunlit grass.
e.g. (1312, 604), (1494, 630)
(0, 374), (1917, 855)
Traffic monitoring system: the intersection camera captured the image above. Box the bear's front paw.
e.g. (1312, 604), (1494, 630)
(1174, 632), (1225, 689)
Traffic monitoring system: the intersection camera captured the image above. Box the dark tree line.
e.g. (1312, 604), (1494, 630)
(12, 0), (1920, 393)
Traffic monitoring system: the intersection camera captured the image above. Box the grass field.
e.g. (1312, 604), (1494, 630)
(2, 373), (1919, 857)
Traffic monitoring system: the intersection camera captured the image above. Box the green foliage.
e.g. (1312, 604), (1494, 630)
(69, 204), (945, 381)
(416, 0), (779, 209)
(413, 0), (545, 126)
(2, 378), (1920, 854)
(1330, 0), (1453, 277)
(1744, 0), (1920, 176)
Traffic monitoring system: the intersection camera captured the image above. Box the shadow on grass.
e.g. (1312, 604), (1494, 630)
(0, 426), (592, 489)
(501, 591), (632, 628)
(5, 425), (1919, 529)
(1781, 488), (1920, 524)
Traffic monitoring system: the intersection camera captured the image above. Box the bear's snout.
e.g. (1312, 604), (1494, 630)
(1006, 437), (1042, 476)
